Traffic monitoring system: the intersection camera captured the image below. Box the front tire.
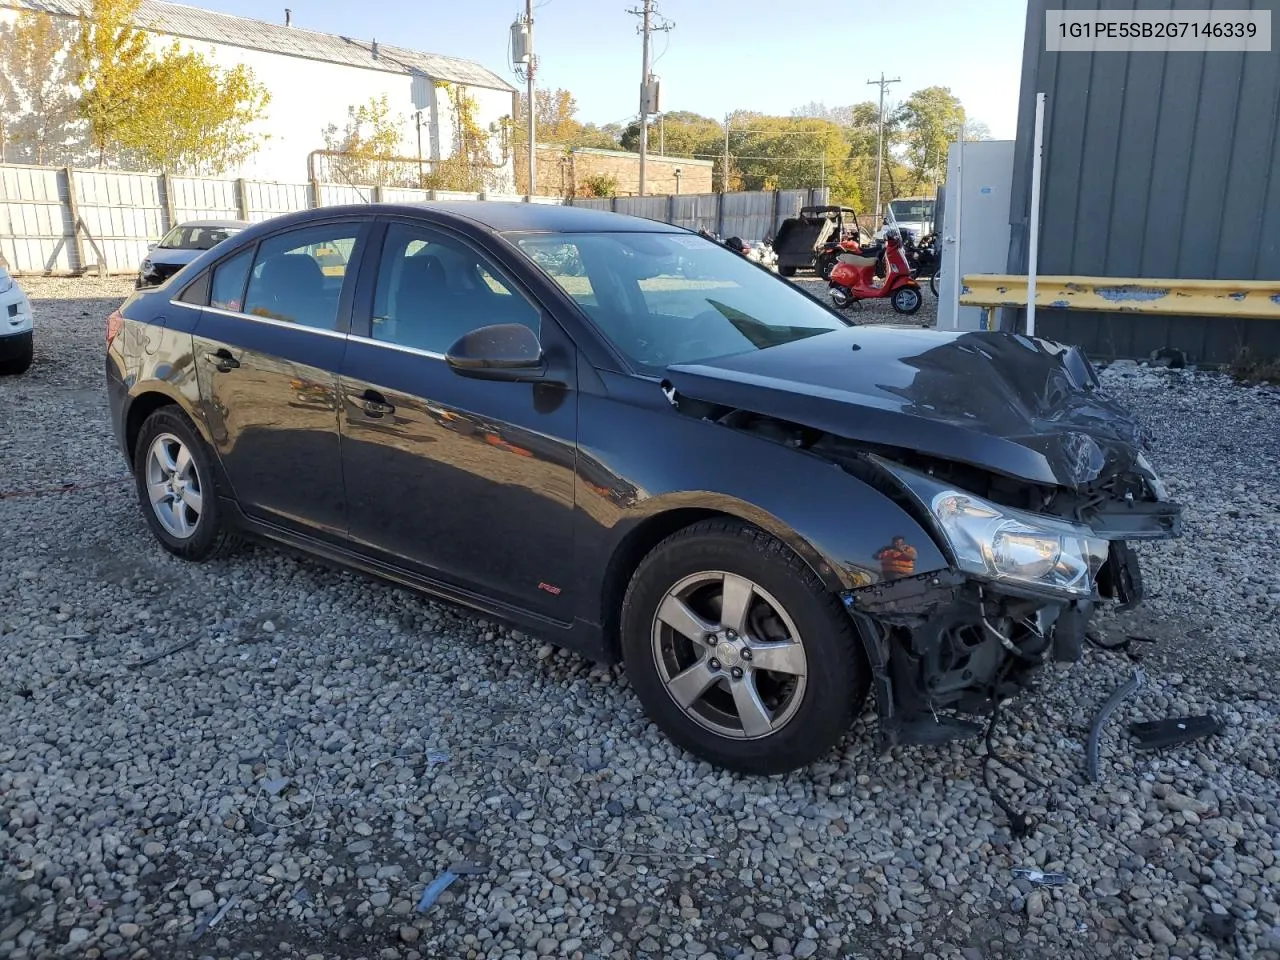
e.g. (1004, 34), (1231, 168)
(778, 265), (796, 278)
(133, 407), (240, 561)
(620, 519), (869, 775)
(0, 331), (33, 376)
(930, 269), (940, 298)
(892, 286), (923, 314)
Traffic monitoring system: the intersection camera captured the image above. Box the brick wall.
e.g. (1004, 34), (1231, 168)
(512, 144), (714, 198)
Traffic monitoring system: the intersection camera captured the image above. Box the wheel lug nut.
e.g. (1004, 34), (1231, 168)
(708, 658), (721, 671)
(741, 648), (752, 661)
(705, 633), (718, 645)
(731, 667), (744, 679)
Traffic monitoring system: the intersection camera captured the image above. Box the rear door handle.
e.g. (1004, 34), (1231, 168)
(202, 349), (240, 372)
(358, 390), (395, 418)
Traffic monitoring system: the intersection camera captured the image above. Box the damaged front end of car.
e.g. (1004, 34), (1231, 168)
(664, 329), (1184, 808)
(840, 450), (1179, 755)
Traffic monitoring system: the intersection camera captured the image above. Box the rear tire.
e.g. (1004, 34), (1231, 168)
(778, 265), (796, 278)
(0, 332), (33, 376)
(620, 519), (869, 775)
(930, 269), (940, 298)
(133, 406), (240, 561)
(892, 286), (923, 314)
(817, 256), (836, 281)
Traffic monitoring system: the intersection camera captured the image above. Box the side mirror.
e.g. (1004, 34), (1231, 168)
(446, 323), (546, 381)
(147, 242), (156, 249)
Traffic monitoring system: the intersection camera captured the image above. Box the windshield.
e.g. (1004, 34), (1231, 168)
(889, 200), (935, 222)
(513, 231), (850, 372)
(158, 225), (241, 250)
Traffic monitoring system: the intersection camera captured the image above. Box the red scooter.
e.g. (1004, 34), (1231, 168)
(827, 227), (923, 314)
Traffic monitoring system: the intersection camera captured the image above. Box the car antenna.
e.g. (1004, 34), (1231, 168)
(328, 153), (372, 204)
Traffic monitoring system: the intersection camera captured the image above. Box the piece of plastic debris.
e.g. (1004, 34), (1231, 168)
(415, 871), (459, 912)
(190, 894), (238, 941)
(1129, 715), (1223, 751)
(293, 888), (311, 903)
(1086, 668), (1146, 783)
(426, 752), (450, 767)
(447, 861), (489, 876)
(1201, 913), (1237, 942)
(1012, 868), (1069, 886)
(262, 777), (291, 796)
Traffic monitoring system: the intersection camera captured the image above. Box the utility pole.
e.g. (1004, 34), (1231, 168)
(525, 0), (536, 197)
(867, 72), (900, 218)
(628, 0), (672, 195)
(722, 113), (731, 193)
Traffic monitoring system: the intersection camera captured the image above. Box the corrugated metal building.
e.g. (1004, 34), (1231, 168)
(0, 0), (517, 185)
(1006, 0), (1280, 362)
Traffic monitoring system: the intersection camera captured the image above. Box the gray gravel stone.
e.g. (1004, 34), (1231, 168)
(0, 279), (1277, 960)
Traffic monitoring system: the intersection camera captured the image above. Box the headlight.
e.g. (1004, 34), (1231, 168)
(873, 458), (1110, 598)
(0, 267), (13, 294)
(140, 259), (154, 272)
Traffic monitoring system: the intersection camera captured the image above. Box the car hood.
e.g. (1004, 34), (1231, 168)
(145, 248), (202, 267)
(664, 326), (1152, 490)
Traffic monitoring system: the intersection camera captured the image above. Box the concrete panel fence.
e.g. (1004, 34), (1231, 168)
(0, 163), (828, 275)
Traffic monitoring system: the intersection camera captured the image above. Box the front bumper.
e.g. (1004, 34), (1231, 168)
(0, 328), (33, 360)
(2, 284), (34, 338)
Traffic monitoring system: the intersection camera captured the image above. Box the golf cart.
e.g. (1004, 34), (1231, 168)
(772, 205), (867, 277)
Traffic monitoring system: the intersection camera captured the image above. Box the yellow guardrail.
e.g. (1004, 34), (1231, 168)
(960, 275), (1280, 331)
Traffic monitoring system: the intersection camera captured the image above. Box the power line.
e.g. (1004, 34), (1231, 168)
(626, 0), (673, 195)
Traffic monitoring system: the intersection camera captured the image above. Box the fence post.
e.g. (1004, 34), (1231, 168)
(64, 167), (88, 274)
(310, 179), (322, 209)
(771, 190), (780, 238)
(668, 193), (677, 227)
(160, 173), (176, 232)
(235, 178), (249, 220)
(715, 192), (726, 237)
(372, 185), (384, 204)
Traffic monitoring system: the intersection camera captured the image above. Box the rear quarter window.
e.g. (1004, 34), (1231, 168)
(210, 247), (255, 312)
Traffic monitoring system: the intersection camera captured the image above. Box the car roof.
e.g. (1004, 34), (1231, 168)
(236, 202), (687, 236)
(174, 219), (250, 229)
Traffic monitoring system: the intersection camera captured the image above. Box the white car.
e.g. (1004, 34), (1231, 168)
(0, 265), (34, 375)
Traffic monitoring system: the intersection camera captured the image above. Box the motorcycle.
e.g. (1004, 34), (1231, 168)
(911, 233), (941, 296)
(828, 227), (923, 314)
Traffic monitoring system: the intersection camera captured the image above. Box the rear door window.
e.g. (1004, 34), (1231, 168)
(209, 247), (254, 312)
(242, 224), (361, 330)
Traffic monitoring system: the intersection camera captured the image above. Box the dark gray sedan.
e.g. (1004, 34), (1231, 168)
(104, 202), (1181, 792)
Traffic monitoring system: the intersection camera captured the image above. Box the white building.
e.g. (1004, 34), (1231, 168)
(0, 0), (518, 187)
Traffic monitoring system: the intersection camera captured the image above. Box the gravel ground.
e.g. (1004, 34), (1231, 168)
(2, 276), (1278, 960)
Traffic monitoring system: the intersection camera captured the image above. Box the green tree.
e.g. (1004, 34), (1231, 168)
(894, 86), (967, 191)
(74, 0), (154, 165)
(0, 11), (85, 164)
(76, 0), (270, 171)
(580, 172), (618, 198)
(322, 94), (405, 185)
(124, 46), (269, 174)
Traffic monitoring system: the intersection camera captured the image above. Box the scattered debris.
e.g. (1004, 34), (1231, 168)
(415, 871), (459, 912)
(1201, 913), (1238, 942)
(1150, 346), (1188, 369)
(1086, 668), (1146, 783)
(128, 638), (199, 670)
(1129, 715), (1223, 751)
(447, 861), (489, 876)
(426, 751), (450, 767)
(261, 777), (291, 796)
(189, 895), (238, 941)
(1013, 868), (1069, 886)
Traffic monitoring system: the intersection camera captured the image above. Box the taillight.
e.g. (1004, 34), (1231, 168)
(106, 309), (124, 346)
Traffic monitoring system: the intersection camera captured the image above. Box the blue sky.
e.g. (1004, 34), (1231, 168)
(188, 0), (1029, 137)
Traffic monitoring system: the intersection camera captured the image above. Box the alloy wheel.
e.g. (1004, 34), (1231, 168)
(650, 571), (808, 740)
(145, 432), (204, 539)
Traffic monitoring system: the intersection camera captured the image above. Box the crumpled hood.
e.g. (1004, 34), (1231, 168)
(664, 326), (1154, 490)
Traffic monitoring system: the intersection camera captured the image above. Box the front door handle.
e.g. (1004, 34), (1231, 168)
(358, 390), (395, 418)
(202, 349), (240, 372)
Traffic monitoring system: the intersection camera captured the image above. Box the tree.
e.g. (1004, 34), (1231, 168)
(0, 11), (85, 164)
(579, 172), (618, 198)
(75, 0), (270, 171)
(515, 87), (622, 151)
(123, 46), (269, 174)
(893, 86), (967, 191)
(322, 94), (405, 185)
(74, 0), (154, 165)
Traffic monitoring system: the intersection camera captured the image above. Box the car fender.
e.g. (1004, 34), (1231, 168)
(578, 393), (950, 599)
